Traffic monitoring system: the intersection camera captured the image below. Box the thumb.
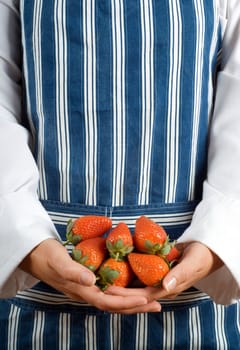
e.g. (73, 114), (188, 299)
(161, 242), (217, 294)
(161, 243), (190, 293)
(48, 240), (96, 287)
(161, 244), (196, 293)
(20, 238), (96, 288)
(62, 259), (97, 287)
(162, 260), (198, 294)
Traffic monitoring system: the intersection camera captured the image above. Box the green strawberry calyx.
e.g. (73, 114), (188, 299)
(106, 239), (134, 261)
(144, 236), (172, 256)
(72, 248), (97, 272)
(96, 266), (120, 291)
(63, 219), (82, 246)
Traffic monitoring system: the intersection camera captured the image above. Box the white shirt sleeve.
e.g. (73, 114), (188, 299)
(0, 0), (60, 298)
(178, 0), (240, 305)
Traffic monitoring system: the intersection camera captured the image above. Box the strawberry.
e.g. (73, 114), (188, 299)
(165, 245), (181, 263)
(106, 222), (134, 260)
(65, 215), (112, 245)
(72, 237), (107, 272)
(128, 252), (170, 287)
(133, 216), (171, 255)
(97, 258), (134, 290)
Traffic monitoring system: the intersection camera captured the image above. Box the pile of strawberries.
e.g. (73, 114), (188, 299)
(64, 215), (181, 290)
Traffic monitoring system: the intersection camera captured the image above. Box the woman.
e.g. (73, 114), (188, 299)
(0, 0), (239, 348)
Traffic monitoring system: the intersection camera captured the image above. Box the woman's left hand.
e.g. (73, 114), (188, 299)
(105, 241), (223, 303)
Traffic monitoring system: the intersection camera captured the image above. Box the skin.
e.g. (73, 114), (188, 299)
(20, 239), (223, 314)
(106, 242), (223, 303)
(19, 239), (159, 313)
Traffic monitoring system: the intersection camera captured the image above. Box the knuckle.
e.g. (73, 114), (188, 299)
(95, 300), (108, 311)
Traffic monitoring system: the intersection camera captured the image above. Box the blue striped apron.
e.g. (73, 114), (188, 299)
(0, 0), (239, 349)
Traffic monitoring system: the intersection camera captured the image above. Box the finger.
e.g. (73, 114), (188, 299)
(47, 278), (161, 314)
(105, 286), (149, 297)
(84, 290), (149, 312)
(57, 282), (150, 312)
(107, 301), (161, 314)
(105, 286), (172, 304)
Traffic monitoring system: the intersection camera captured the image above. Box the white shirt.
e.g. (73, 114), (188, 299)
(0, 0), (239, 304)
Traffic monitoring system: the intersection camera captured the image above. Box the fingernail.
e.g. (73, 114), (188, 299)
(81, 271), (95, 286)
(165, 277), (177, 292)
(153, 303), (161, 312)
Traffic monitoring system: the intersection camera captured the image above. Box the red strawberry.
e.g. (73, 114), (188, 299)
(134, 216), (170, 255)
(72, 237), (107, 272)
(65, 215), (112, 245)
(165, 245), (181, 263)
(106, 222), (134, 260)
(97, 258), (134, 290)
(128, 252), (170, 287)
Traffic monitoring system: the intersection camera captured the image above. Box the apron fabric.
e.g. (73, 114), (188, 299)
(1, 0), (240, 348)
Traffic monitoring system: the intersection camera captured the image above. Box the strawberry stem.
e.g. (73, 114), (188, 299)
(62, 240), (71, 246)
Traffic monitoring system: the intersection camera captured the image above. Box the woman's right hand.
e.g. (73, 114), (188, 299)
(19, 238), (160, 314)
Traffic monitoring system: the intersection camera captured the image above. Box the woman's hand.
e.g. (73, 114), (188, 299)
(106, 241), (223, 302)
(19, 238), (161, 313)
(161, 241), (223, 296)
